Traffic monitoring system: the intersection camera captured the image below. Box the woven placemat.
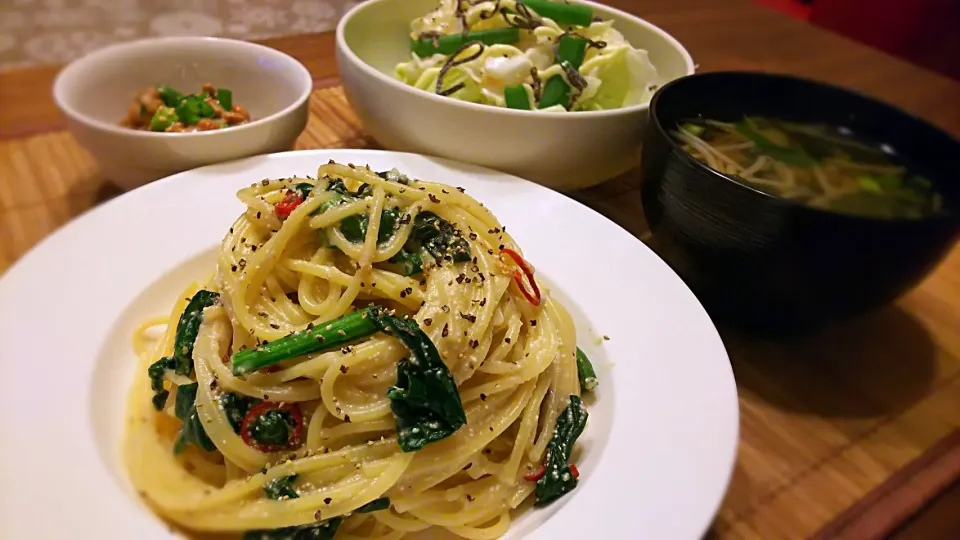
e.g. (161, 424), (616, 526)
(3, 86), (960, 539)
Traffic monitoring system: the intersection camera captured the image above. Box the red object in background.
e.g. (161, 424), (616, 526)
(754, 0), (812, 20)
(757, 0), (960, 83)
(811, 0), (960, 83)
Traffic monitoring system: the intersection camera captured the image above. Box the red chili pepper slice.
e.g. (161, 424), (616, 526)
(523, 465), (546, 482)
(523, 463), (579, 482)
(275, 190), (304, 218)
(500, 248), (541, 306)
(239, 401), (304, 453)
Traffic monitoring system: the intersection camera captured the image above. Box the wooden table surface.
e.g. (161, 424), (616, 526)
(3, 1), (960, 538)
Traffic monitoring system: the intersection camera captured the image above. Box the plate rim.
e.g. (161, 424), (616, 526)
(0, 149), (738, 539)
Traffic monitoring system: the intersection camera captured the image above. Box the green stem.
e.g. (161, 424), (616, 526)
(538, 36), (589, 110)
(411, 28), (520, 57)
(504, 85), (531, 110)
(522, 0), (594, 27)
(231, 308), (380, 375)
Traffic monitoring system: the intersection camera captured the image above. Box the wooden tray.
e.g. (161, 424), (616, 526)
(3, 85), (960, 539)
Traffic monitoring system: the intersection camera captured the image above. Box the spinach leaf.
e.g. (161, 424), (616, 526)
(243, 517), (342, 540)
(326, 179), (370, 198)
(377, 169), (411, 185)
(293, 183), (314, 199)
(378, 315), (467, 452)
(534, 395), (588, 506)
(354, 183), (373, 198)
(146, 290), (219, 410)
(313, 193), (347, 216)
(327, 179), (349, 194)
(250, 409), (295, 447)
(575, 348), (598, 392)
(340, 208), (400, 245)
(312, 177), (399, 246)
(221, 392), (258, 433)
(264, 475), (299, 500)
(230, 306), (465, 452)
(412, 212), (471, 263)
(172, 290), (220, 376)
(147, 356), (176, 410)
(339, 214), (367, 243)
(316, 174), (469, 264)
(377, 208), (399, 243)
(387, 248), (424, 276)
(172, 383), (216, 454)
(356, 497), (390, 513)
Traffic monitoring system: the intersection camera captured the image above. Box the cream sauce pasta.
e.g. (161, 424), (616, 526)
(124, 161), (596, 539)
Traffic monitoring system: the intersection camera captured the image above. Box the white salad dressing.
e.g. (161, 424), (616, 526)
(483, 54), (533, 87)
(395, 0), (662, 111)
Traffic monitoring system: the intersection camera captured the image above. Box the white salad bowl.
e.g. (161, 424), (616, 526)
(336, 0), (695, 190)
(53, 37), (312, 190)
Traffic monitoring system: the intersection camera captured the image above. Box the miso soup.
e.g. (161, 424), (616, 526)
(672, 116), (943, 219)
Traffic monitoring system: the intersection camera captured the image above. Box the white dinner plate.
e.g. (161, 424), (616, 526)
(0, 150), (738, 539)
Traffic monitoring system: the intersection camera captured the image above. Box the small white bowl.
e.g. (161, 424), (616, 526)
(336, 0), (694, 190)
(53, 37), (312, 190)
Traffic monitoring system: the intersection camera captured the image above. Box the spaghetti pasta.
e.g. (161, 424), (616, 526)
(123, 161), (594, 539)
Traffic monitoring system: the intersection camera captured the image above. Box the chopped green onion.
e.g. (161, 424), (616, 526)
(149, 106), (178, 132)
(523, 0), (594, 27)
(680, 123), (706, 137)
(873, 174), (903, 190)
(198, 99), (216, 118)
(156, 85), (184, 107)
(175, 96), (201, 126)
(411, 28), (520, 57)
(858, 176), (883, 194)
(504, 85), (531, 110)
(217, 88), (233, 110)
(735, 119), (816, 167)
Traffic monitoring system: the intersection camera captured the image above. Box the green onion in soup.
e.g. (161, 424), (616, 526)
(671, 116), (944, 220)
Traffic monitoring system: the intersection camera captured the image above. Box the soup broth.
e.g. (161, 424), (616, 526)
(672, 116), (943, 219)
